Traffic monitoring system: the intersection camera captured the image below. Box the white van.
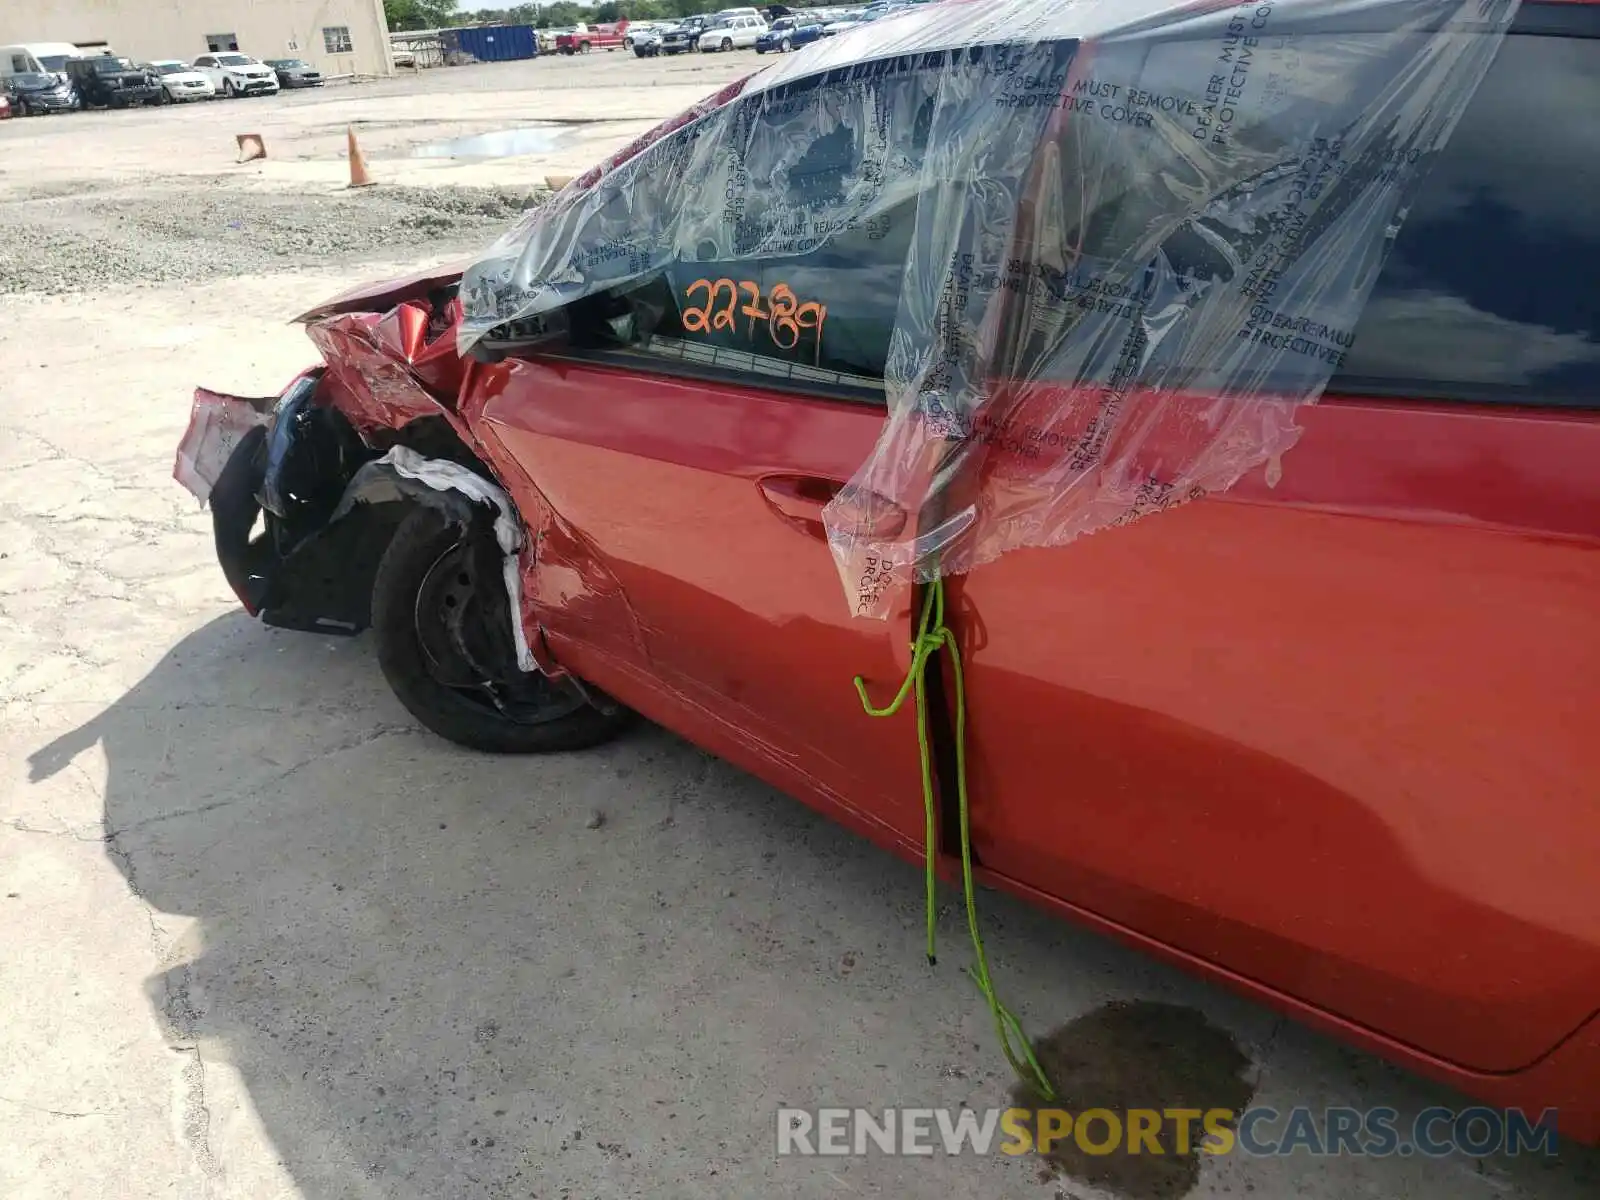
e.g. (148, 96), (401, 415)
(6, 42), (84, 77)
(0, 46), (43, 76)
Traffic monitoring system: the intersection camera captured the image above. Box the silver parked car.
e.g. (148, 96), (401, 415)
(265, 58), (325, 88)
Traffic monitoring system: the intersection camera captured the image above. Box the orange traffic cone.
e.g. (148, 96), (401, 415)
(346, 125), (375, 188)
(236, 133), (266, 163)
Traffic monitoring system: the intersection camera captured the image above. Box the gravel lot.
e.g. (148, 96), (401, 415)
(0, 51), (746, 294)
(2, 51), (1598, 1200)
(0, 182), (546, 293)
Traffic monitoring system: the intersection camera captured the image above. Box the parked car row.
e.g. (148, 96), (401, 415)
(630, 2), (923, 58)
(0, 44), (325, 116)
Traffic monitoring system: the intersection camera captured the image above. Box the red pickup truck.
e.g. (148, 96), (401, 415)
(555, 21), (628, 54)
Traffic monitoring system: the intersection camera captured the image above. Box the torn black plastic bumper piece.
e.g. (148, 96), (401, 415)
(209, 385), (407, 636)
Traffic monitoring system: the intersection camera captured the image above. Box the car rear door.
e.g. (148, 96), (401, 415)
(956, 7), (1600, 1072)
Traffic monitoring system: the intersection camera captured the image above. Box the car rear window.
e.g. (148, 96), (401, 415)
(1330, 29), (1600, 404)
(1010, 14), (1598, 407)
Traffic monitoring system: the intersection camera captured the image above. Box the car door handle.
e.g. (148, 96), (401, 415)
(757, 475), (906, 539)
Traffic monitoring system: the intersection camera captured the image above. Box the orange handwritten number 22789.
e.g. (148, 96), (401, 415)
(682, 277), (827, 364)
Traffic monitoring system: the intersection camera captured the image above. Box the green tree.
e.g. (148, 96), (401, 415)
(536, 1), (589, 26)
(383, 0), (461, 31)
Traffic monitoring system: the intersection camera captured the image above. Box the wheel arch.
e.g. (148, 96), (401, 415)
(240, 408), (509, 637)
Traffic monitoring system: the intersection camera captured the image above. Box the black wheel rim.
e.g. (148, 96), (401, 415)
(413, 539), (588, 726)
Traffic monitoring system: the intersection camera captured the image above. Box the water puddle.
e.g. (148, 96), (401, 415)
(1009, 1001), (1256, 1199)
(412, 126), (564, 160)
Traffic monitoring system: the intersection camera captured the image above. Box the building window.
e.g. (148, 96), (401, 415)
(206, 33), (239, 52)
(323, 26), (354, 54)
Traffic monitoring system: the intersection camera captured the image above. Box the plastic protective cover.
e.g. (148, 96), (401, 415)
(458, 0), (1518, 616)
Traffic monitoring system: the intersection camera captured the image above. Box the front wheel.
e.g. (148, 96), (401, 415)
(720, 38), (733, 51)
(223, 79), (237, 98)
(781, 37), (792, 51)
(372, 507), (630, 754)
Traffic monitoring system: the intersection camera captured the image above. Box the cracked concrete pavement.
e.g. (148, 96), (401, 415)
(2, 52), (1599, 1200)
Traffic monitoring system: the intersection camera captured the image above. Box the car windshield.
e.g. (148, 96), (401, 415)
(216, 54), (252, 66)
(151, 63), (186, 75)
(272, 59), (308, 68)
(771, 19), (794, 30)
(91, 57), (137, 73)
(37, 54), (69, 71)
(11, 71), (55, 86)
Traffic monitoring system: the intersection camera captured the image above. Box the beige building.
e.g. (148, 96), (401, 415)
(0, 0), (394, 76)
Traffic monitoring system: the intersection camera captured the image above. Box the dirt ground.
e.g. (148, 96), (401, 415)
(0, 52), (1595, 1200)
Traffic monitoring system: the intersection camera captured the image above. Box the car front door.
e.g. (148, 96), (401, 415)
(193, 55), (218, 87)
(955, 9), (1600, 1073)
(469, 204), (932, 850)
(458, 50), (1045, 855)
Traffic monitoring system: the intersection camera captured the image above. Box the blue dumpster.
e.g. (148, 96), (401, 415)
(446, 24), (539, 62)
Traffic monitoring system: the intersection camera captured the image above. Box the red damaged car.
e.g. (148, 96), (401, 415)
(175, 0), (1600, 1138)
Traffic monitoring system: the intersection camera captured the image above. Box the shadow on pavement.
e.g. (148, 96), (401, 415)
(23, 613), (1600, 1199)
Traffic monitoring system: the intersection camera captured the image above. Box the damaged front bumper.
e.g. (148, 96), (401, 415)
(176, 370), (408, 634)
(176, 370), (540, 677)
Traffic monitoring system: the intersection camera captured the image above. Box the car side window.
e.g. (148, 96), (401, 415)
(553, 66), (946, 396)
(1331, 28), (1600, 404)
(611, 199), (916, 390)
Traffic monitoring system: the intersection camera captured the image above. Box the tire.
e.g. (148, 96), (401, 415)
(224, 79), (237, 98)
(720, 37), (733, 51)
(781, 37), (792, 51)
(580, 41), (591, 53)
(372, 507), (630, 754)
